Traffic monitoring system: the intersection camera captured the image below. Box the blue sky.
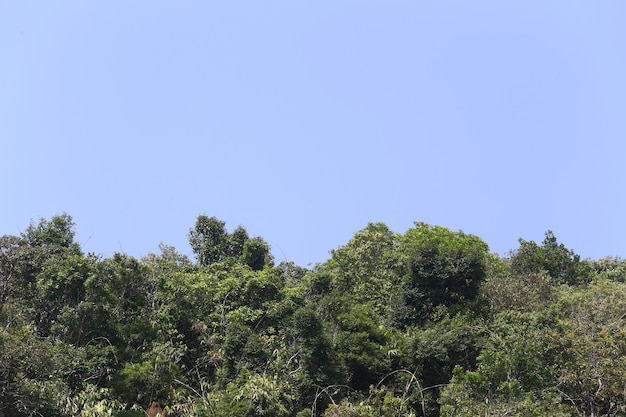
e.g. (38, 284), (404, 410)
(2, 1), (625, 266)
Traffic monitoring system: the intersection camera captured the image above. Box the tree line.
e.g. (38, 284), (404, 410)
(1, 213), (625, 417)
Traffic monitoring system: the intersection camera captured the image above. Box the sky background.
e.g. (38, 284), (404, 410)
(2, 1), (625, 267)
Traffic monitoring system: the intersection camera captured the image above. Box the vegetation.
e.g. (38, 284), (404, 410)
(1, 213), (625, 416)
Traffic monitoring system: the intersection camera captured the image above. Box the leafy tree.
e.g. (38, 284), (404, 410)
(589, 256), (626, 282)
(228, 226), (250, 259)
(35, 253), (97, 338)
(511, 230), (590, 285)
(402, 312), (483, 416)
(555, 278), (626, 416)
(235, 373), (293, 417)
(277, 261), (308, 286)
(188, 216), (273, 270)
(395, 223), (489, 327)
(23, 213), (79, 250)
(6, 213), (626, 417)
(334, 304), (392, 390)
(439, 311), (570, 417)
(290, 306), (343, 408)
(241, 237), (273, 271)
(110, 342), (182, 409)
(0, 326), (84, 417)
(480, 254), (556, 314)
(1, 214), (81, 329)
(0, 235), (26, 328)
(189, 216), (230, 266)
(323, 384), (418, 417)
(329, 222), (404, 321)
(96, 253), (150, 321)
(142, 243), (193, 275)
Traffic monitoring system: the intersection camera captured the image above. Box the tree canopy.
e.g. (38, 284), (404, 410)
(0, 214), (623, 417)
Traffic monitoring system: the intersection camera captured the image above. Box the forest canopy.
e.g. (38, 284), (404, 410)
(1, 213), (625, 417)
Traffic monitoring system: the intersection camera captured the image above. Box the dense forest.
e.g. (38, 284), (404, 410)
(2, 213), (626, 417)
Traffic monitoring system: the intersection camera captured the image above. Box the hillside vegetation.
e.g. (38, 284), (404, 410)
(2, 214), (626, 417)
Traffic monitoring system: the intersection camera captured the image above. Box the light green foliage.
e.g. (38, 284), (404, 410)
(36, 253), (98, 338)
(64, 386), (124, 417)
(0, 325), (80, 416)
(236, 374), (294, 417)
(323, 384), (418, 417)
(554, 279), (626, 416)
(329, 223), (403, 318)
(110, 343), (182, 407)
(97, 254), (149, 313)
(0, 235), (26, 327)
(170, 374), (293, 417)
(589, 256), (626, 282)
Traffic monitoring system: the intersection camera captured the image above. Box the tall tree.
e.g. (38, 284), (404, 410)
(23, 212), (79, 251)
(227, 226), (250, 259)
(1, 214), (81, 329)
(329, 222), (404, 320)
(188, 215), (230, 266)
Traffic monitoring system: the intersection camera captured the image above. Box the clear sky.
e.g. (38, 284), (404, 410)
(2, 1), (625, 266)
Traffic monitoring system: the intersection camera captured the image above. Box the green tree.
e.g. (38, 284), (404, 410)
(188, 216), (273, 270)
(511, 231), (589, 285)
(334, 304), (392, 390)
(329, 222), (404, 321)
(555, 278), (626, 416)
(480, 254), (556, 315)
(228, 226), (250, 259)
(589, 256), (626, 282)
(402, 312), (483, 416)
(439, 311), (570, 417)
(323, 384), (418, 417)
(0, 235), (26, 328)
(241, 237), (273, 271)
(1, 214), (81, 329)
(189, 216), (230, 266)
(0, 326), (88, 417)
(395, 223), (489, 327)
(35, 253), (97, 338)
(23, 213), (79, 250)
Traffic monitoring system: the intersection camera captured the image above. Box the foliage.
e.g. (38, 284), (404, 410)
(323, 384), (418, 417)
(188, 215), (273, 270)
(189, 215), (231, 266)
(554, 278), (626, 416)
(510, 230), (590, 285)
(241, 237), (274, 271)
(395, 223), (489, 327)
(589, 256), (626, 282)
(439, 311), (570, 417)
(480, 254), (556, 314)
(328, 222), (404, 320)
(3, 215), (626, 417)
